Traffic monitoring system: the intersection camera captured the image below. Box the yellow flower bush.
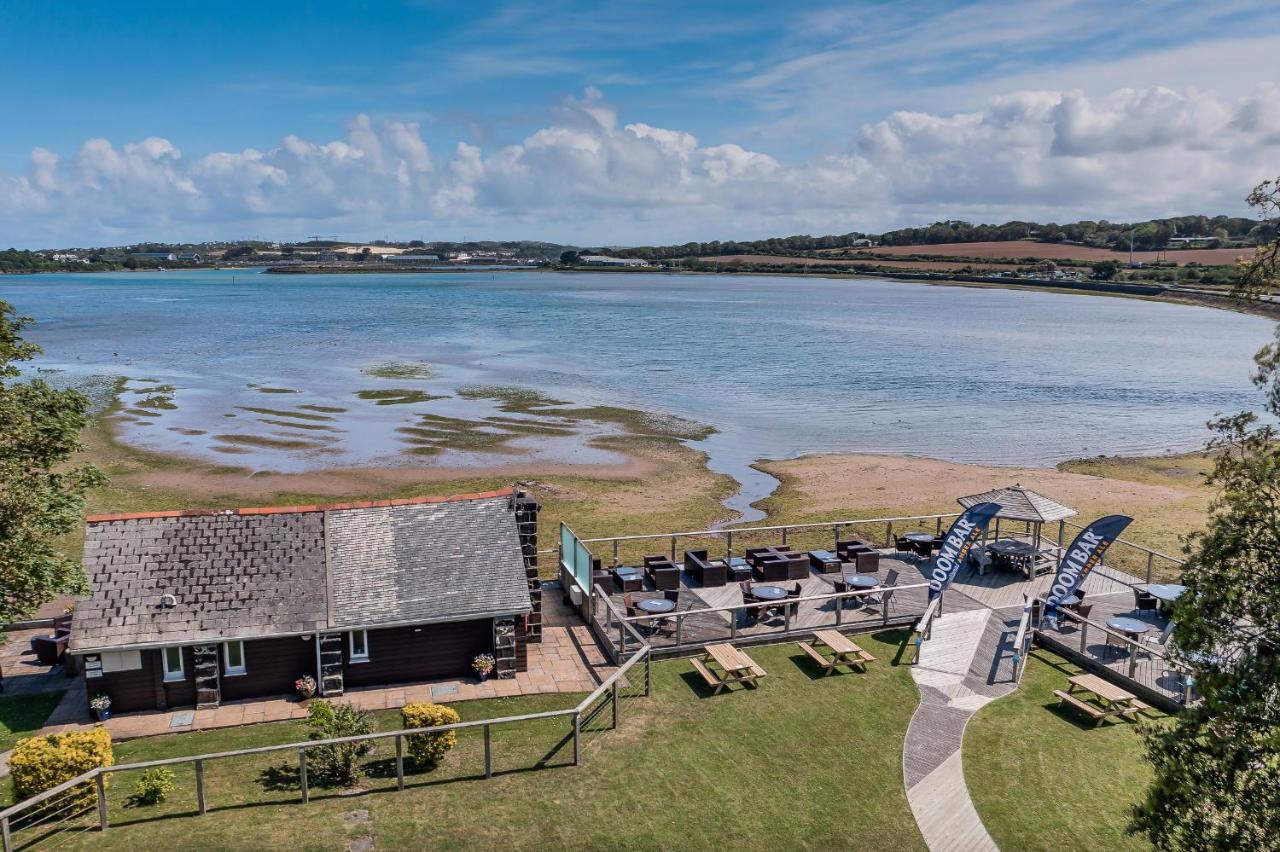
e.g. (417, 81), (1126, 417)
(10, 727), (114, 802)
(401, 702), (460, 767)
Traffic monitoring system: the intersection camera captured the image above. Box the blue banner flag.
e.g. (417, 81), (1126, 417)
(1044, 514), (1133, 619)
(926, 502), (1002, 600)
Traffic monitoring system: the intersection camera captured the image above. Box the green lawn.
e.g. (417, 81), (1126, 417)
(0, 692), (64, 753)
(964, 650), (1164, 852)
(5, 633), (925, 851)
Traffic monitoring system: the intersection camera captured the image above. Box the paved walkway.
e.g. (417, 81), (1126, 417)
(904, 604), (1020, 852)
(40, 625), (614, 741)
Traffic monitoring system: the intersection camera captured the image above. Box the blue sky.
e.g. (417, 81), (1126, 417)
(2, 0), (1278, 246)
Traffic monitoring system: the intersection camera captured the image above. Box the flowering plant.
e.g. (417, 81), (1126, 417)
(472, 654), (496, 677)
(295, 675), (317, 699)
(89, 694), (111, 712)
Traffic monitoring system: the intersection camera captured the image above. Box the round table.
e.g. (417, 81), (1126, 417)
(1144, 583), (1187, 603)
(842, 574), (879, 589)
(1108, 616), (1153, 637)
(636, 598), (676, 614)
(752, 585), (788, 601)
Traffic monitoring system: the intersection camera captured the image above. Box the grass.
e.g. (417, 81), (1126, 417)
(360, 362), (434, 380)
(964, 650), (1164, 852)
(0, 693), (64, 753)
(4, 637), (926, 850)
(353, 389), (446, 405)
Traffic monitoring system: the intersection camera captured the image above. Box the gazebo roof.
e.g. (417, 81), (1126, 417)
(957, 485), (1078, 524)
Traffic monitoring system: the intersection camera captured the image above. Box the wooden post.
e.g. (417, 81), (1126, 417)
(1128, 644), (1139, 678)
(395, 735), (404, 790)
(835, 595), (843, 625)
(619, 620), (626, 655)
(644, 652), (651, 697)
(936, 516), (943, 534)
(994, 518), (1001, 540)
(1, 814), (10, 852)
(483, 724), (492, 779)
(1080, 621), (1088, 652)
(675, 613), (683, 648)
(612, 539), (619, 567)
(781, 526), (788, 546)
(884, 521), (892, 548)
(572, 713), (581, 766)
(611, 682), (619, 730)
(833, 525), (841, 549)
(670, 535), (676, 561)
(195, 759), (206, 815)
(730, 609), (738, 640)
(95, 772), (108, 831)
(298, 748), (309, 804)
(1058, 521), (1065, 547)
(1146, 552), (1154, 584)
(784, 605), (791, 634)
(726, 530), (733, 563)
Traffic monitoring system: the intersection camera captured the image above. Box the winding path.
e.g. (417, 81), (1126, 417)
(904, 605), (1021, 852)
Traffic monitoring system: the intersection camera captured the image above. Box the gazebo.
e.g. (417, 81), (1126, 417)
(957, 484), (1078, 573)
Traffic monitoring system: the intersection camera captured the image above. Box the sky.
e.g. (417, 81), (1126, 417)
(1, 0), (1278, 248)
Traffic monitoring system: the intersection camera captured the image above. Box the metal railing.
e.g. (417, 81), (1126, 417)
(595, 580), (931, 655)
(1, 639), (651, 851)
(1011, 598), (1035, 681)
(1032, 603), (1191, 708)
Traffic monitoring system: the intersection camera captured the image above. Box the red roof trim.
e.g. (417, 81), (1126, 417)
(85, 487), (516, 524)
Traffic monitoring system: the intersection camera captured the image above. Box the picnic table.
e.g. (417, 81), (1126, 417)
(690, 643), (767, 694)
(798, 630), (877, 675)
(1054, 673), (1149, 725)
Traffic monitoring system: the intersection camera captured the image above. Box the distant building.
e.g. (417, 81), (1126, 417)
(580, 255), (648, 267)
(176, 252), (202, 263)
(849, 239), (873, 248)
(384, 254), (441, 263)
(50, 253), (86, 263)
(130, 252), (177, 262)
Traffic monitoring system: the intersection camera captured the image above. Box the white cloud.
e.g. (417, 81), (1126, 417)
(1, 84), (1277, 246)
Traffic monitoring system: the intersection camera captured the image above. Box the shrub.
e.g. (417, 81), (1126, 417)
(9, 727), (114, 802)
(305, 700), (375, 787)
(401, 702), (460, 767)
(130, 768), (174, 806)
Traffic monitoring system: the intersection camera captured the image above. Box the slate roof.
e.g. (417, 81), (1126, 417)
(957, 485), (1078, 524)
(71, 488), (528, 652)
(325, 495), (531, 629)
(72, 512), (328, 653)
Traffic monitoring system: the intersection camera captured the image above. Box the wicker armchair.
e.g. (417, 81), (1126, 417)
(684, 549), (727, 587)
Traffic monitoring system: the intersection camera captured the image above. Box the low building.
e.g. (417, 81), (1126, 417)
(130, 252), (177, 262)
(176, 252), (202, 263)
(579, 255), (648, 267)
(70, 488), (541, 713)
(383, 254), (441, 263)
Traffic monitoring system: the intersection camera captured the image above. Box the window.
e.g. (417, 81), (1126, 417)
(162, 646), (185, 682)
(349, 630), (369, 663)
(223, 641), (246, 676)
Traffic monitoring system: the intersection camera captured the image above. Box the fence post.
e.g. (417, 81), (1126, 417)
(573, 713), (581, 766)
(483, 724), (492, 779)
(784, 605), (791, 634)
(196, 759), (207, 814)
(726, 530), (733, 563)
(644, 651), (651, 697)
(1, 815), (10, 852)
(675, 613), (683, 648)
(1080, 621), (1088, 653)
(936, 516), (943, 534)
(1146, 552), (1154, 584)
(834, 525), (841, 549)
(781, 526), (788, 546)
(395, 734), (405, 790)
(1058, 521), (1065, 547)
(298, 748), (309, 804)
(612, 539), (619, 567)
(884, 521), (892, 548)
(619, 620), (626, 655)
(611, 681), (619, 730)
(1128, 645), (1139, 678)
(835, 595), (843, 625)
(730, 608), (738, 640)
(95, 771), (108, 831)
(670, 535), (677, 561)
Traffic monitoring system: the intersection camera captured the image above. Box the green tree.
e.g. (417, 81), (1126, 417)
(559, 250), (579, 265)
(0, 302), (106, 626)
(1131, 175), (1280, 848)
(1091, 260), (1121, 280)
(305, 700), (375, 786)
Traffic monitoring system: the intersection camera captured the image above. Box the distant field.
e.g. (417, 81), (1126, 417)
(838, 240), (1249, 266)
(713, 254), (1016, 271)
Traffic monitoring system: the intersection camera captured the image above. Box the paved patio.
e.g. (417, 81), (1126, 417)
(0, 626), (76, 698)
(40, 624), (615, 741)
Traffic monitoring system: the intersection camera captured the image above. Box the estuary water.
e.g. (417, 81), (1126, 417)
(2, 269), (1273, 519)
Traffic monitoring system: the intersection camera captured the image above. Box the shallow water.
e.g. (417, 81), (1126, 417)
(3, 269), (1273, 521)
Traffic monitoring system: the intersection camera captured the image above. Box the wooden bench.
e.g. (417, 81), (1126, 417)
(690, 657), (727, 694)
(1054, 689), (1110, 725)
(1122, 699), (1151, 717)
(798, 641), (835, 674)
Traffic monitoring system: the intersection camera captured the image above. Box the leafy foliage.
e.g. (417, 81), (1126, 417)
(1131, 176), (1280, 848)
(304, 700), (375, 787)
(401, 702), (460, 766)
(10, 727), (114, 801)
(130, 768), (175, 806)
(0, 301), (106, 626)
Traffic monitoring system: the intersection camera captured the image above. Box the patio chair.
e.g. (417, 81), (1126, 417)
(1104, 630), (1129, 659)
(1147, 621), (1174, 648)
(894, 536), (914, 555)
(866, 588), (896, 619)
(643, 555), (682, 591)
(684, 549), (728, 587)
(1134, 589), (1159, 612)
(786, 582), (802, 618)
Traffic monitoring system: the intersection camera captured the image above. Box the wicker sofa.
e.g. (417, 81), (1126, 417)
(684, 549), (728, 587)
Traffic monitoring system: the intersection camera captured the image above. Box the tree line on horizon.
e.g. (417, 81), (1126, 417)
(596, 214), (1277, 261)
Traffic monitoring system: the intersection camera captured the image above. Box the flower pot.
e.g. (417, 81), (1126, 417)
(95, 709), (110, 722)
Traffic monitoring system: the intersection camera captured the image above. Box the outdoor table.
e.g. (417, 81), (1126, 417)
(842, 574), (879, 589)
(1107, 616), (1153, 640)
(988, 539), (1036, 556)
(752, 585), (788, 601)
(613, 567), (643, 593)
(703, 643), (764, 687)
(636, 598), (676, 614)
(1066, 673), (1142, 717)
(1144, 584), (1187, 607)
(904, 532), (935, 543)
(812, 629), (877, 671)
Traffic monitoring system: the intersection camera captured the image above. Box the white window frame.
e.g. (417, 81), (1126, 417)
(349, 630), (369, 663)
(223, 641), (246, 676)
(162, 646), (185, 682)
